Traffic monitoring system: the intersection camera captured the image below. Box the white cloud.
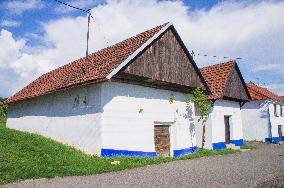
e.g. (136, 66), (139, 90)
(266, 84), (284, 96)
(252, 63), (284, 79)
(2, 0), (44, 15)
(1, 0), (284, 97)
(1, 20), (21, 27)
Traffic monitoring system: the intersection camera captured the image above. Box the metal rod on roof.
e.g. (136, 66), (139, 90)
(86, 12), (91, 57)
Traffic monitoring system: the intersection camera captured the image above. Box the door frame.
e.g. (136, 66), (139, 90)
(154, 121), (174, 157)
(224, 116), (231, 144)
(278, 125), (283, 142)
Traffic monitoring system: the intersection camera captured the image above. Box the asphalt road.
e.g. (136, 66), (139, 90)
(4, 143), (284, 188)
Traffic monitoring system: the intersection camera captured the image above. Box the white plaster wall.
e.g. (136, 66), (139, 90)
(197, 100), (243, 149)
(268, 102), (284, 139)
(241, 100), (270, 141)
(195, 107), (212, 149)
(210, 100), (243, 143)
(6, 84), (103, 155)
(100, 81), (196, 156)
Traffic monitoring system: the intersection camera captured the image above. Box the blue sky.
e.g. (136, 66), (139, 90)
(0, 0), (284, 98)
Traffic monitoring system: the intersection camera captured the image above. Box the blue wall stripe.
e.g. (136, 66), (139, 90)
(212, 142), (226, 150)
(212, 139), (244, 150)
(173, 146), (198, 157)
(101, 149), (157, 157)
(230, 139), (244, 146)
(265, 136), (284, 143)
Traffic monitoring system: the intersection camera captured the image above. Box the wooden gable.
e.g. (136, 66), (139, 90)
(223, 65), (250, 101)
(114, 27), (207, 93)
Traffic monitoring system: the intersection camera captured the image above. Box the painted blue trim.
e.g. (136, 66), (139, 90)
(230, 139), (244, 147)
(173, 146), (198, 157)
(212, 139), (244, 150)
(101, 149), (157, 157)
(265, 136), (284, 143)
(265, 137), (272, 142)
(212, 142), (226, 150)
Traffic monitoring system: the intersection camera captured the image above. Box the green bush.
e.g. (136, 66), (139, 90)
(0, 97), (8, 120)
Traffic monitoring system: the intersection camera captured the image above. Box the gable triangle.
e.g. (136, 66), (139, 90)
(223, 64), (250, 101)
(118, 27), (207, 91)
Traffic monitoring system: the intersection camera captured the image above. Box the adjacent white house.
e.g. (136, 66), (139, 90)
(197, 61), (251, 149)
(5, 23), (209, 157)
(242, 82), (284, 143)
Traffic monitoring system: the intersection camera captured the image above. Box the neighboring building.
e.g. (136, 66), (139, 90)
(5, 22), (209, 157)
(197, 61), (251, 149)
(242, 82), (284, 143)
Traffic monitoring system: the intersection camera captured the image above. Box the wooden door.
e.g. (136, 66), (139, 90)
(154, 125), (170, 157)
(278, 125), (283, 141)
(224, 116), (231, 144)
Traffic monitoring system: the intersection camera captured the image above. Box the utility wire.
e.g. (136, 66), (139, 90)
(53, 0), (95, 21)
(53, 0), (89, 12)
(52, 0), (97, 57)
(190, 50), (242, 60)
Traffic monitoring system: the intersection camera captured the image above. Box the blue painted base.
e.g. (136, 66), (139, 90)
(101, 149), (157, 157)
(212, 139), (244, 150)
(212, 142), (226, 150)
(265, 137), (284, 143)
(173, 146), (198, 157)
(230, 139), (244, 146)
(101, 146), (198, 158)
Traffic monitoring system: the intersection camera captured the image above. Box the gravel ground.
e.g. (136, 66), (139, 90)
(3, 143), (284, 188)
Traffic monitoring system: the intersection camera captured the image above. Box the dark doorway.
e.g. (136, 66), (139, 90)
(154, 125), (170, 157)
(278, 125), (283, 141)
(224, 116), (231, 144)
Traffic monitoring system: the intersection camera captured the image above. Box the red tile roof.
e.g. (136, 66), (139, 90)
(200, 61), (236, 99)
(5, 23), (170, 104)
(246, 82), (283, 101)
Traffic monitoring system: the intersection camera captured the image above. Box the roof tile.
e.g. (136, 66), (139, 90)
(246, 82), (283, 101)
(6, 23), (168, 104)
(200, 61), (235, 99)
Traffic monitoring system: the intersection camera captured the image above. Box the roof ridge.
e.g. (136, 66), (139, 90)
(200, 60), (236, 70)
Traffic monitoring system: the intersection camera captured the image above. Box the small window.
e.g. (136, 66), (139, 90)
(74, 95), (79, 107)
(83, 96), (88, 106)
(281, 105), (284, 117)
(274, 104), (278, 117)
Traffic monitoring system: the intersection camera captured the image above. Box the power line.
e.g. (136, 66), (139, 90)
(190, 50), (242, 60)
(53, 0), (95, 21)
(52, 0), (96, 56)
(53, 0), (90, 13)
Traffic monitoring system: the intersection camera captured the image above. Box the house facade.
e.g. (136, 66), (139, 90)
(6, 23), (208, 157)
(196, 61), (251, 149)
(242, 82), (284, 143)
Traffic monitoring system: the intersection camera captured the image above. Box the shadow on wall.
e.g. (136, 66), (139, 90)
(185, 103), (195, 146)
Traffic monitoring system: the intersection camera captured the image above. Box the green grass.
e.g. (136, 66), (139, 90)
(241, 145), (257, 150)
(0, 116), (238, 185)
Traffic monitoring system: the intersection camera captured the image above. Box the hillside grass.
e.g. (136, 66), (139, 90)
(0, 116), (239, 185)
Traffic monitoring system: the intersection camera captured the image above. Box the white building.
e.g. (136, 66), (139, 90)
(197, 61), (251, 149)
(5, 23), (209, 157)
(242, 82), (284, 143)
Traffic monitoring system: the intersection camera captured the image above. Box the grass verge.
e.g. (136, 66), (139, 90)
(0, 117), (238, 185)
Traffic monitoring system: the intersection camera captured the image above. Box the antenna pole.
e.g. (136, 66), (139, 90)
(86, 12), (91, 57)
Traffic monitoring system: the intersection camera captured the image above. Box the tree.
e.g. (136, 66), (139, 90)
(188, 88), (211, 149)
